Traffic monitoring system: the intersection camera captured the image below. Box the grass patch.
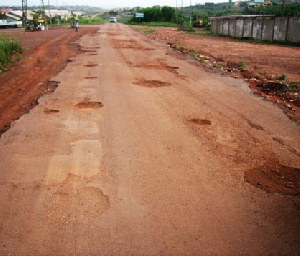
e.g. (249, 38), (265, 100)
(134, 27), (156, 35)
(278, 73), (287, 81)
(290, 82), (300, 88)
(191, 29), (214, 37)
(129, 22), (177, 27)
(186, 50), (197, 58)
(0, 36), (23, 73)
(240, 38), (300, 47)
(78, 17), (104, 25)
(213, 63), (222, 70)
(237, 61), (245, 68)
(143, 29), (155, 35)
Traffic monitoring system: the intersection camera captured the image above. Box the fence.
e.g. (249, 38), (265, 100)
(210, 15), (300, 43)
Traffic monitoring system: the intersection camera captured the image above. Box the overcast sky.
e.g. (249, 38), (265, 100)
(1, 0), (225, 9)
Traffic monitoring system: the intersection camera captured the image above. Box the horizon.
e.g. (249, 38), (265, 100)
(0, 0), (229, 9)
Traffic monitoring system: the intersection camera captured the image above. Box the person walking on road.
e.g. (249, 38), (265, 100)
(75, 21), (78, 32)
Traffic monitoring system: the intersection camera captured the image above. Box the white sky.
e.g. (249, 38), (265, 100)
(0, 0), (226, 9)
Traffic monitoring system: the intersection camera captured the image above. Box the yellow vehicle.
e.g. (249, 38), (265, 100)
(193, 17), (204, 28)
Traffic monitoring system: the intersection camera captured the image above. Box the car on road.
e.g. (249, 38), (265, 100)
(110, 17), (117, 23)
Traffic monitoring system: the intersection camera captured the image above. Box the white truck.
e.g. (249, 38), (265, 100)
(0, 20), (22, 29)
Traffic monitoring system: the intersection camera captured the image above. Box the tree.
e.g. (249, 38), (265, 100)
(162, 6), (176, 22)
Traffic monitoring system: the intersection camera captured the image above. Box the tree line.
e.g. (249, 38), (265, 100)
(130, 6), (176, 23)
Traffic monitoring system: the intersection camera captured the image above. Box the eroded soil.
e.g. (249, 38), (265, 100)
(136, 26), (300, 123)
(132, 25), (300, 196)
(0, 26), (98, 136)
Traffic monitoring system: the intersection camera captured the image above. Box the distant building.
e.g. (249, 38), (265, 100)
(6, 10), (33, 21)
(0, 9), (13, 14)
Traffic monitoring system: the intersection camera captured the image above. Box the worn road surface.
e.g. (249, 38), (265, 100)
(0, 23), (299, 255)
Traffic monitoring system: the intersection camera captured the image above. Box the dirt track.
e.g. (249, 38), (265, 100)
(145, 26), (300, 83)
(0, 24), (300, 255)
(143, 26), (300, 122)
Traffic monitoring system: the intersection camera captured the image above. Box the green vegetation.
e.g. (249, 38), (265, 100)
(290, 82), (300, 88)
(243, 2), (300, 16)
(186, 50), (197, 58)
(129, 21), (177, 27)
(134, 27), (156, 35)
(213, 63), (222, 70)
(278, 73), (287, 81)
(237, 61), (245, 68)
(46, 13), (105, 27)
(184, 2), (300, 28)
(128, 6), (177, 24)
(0, 36), (23, 73)
(77, 16), (103, 25)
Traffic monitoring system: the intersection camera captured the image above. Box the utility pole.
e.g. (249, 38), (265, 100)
(48, 0), (52, 24)
(21, 0), (27, 27)
(41, 0), (46, 23)
(180, 0), (183, 29)
(190, 0), (192, 26)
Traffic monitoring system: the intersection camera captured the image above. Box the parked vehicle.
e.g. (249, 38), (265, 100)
(110, 17), (117, 23)
(0, 20), (22, 29)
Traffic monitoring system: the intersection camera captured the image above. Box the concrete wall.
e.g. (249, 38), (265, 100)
(262, 18), (274, 41)
(252, 18), (263, 40)
(243, 19), (252, 38)
(211, 19), (217, 34)
(235, 19), (244, 38)
(287, 17), (300, 43)
(210, 16), (300, 43)
(229, 19), (236, 37)
(273, 17), (288, 41)
(222, 19), (229, 36)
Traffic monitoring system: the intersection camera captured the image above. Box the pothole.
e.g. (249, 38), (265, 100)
(188, 119), (212, 125)
(45, 80), (60, 94)
(112, 42), (154, 51)
(84, 64), (98, 67)
(166, 66), (179, 74)
(75, 101), (103, 109)
(84, 77), (98, 80)
(245, 164), (300, 196)
(44, 174), (110, 220)
(248, 121), (264, 131)
(44, 108), (60, 114)
(80, 49), (97, 53)
(127, 62), (180, 75)
(133, 80), (171, 88)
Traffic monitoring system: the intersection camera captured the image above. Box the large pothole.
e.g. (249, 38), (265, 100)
(133, 80), (171, 88)
(245, 164), (300, 196)
(75, 100), (103, 109)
